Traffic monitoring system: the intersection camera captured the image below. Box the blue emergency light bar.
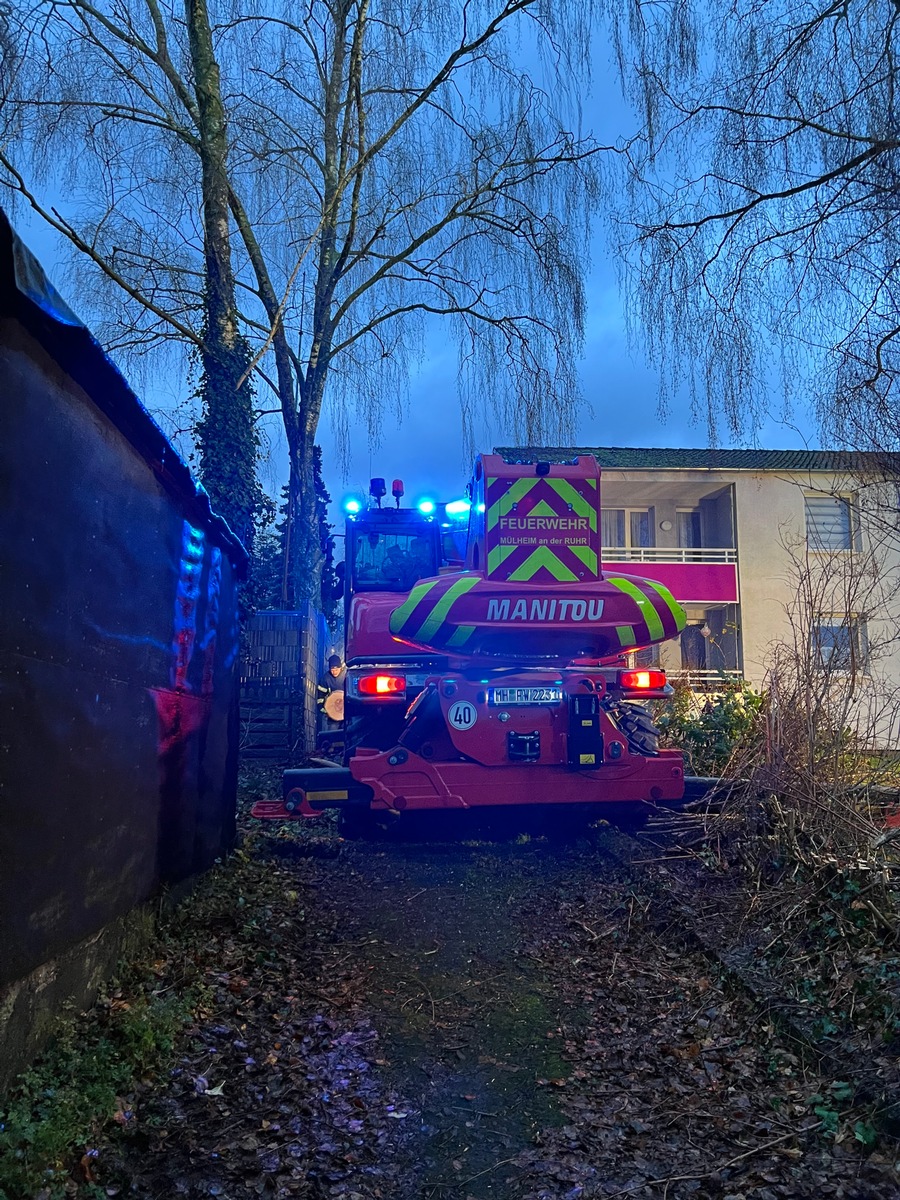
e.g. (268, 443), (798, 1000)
(445, 499), (471, 517)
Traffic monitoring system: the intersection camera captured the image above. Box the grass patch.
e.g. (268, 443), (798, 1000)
(0, 987), (192, 1199)
(0, 812), (310, 1200)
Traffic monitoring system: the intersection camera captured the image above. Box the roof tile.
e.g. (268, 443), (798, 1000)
(494, 446), (900, 473)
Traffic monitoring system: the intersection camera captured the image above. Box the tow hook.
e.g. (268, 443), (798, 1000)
(284, 788), (325, 819)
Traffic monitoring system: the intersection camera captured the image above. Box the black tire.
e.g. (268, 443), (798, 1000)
(337, 807), (378, 840)
(613, 702), (660, 757)
(614, 804), (652, 833)
(593, 803), (652, 833)
(337, 807), (399, 840)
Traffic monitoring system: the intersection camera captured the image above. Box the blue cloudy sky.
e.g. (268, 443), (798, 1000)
(9, 29), (814, 519)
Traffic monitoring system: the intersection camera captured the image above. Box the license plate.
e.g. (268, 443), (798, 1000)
(488, 687), (563, 706)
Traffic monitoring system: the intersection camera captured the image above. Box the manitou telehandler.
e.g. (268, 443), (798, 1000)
(252, 454), (687, 833)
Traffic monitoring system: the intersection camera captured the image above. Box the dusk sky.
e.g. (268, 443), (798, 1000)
(9, 34), (816, 523)
(12, 204), (814, 527)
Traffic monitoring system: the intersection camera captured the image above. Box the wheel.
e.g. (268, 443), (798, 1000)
(612, 804), (651, 833)
(337, 807), (376, 839)
(337, 807), (393, 840)
(613, 702), (660, 756)
(593, 803), (652, 834)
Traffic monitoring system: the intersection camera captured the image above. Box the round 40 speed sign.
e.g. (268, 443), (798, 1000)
(447, 699), (478, 730)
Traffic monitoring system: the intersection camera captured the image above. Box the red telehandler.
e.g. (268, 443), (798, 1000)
(252, 454), (688, 834)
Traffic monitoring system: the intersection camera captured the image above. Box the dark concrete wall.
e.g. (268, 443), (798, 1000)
(0, 237), (242, 1090)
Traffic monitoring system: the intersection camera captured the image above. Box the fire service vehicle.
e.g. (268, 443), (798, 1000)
(252, 454), (688, 834)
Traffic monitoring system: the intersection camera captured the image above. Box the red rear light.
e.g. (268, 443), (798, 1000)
(618, 669), (667, 690)
(358, 673), (407, 695)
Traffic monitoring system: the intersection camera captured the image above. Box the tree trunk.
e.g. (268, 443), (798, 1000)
(286, 369), (327, 607)
(186, 0), (256, 545)
(285, 447), (323, 607)
(279, 2), (350, 606)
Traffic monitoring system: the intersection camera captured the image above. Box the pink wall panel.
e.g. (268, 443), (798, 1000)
(601, 561), (738, 604)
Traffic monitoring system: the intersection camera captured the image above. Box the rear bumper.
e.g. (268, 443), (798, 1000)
(252, 749), (685, 821)
(349, 747), (684, 811)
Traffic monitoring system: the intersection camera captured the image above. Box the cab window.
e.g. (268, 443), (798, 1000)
(351, 530), (438, 591)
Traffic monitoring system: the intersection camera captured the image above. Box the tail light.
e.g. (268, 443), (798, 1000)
(356, 673), (407, 697)
(618, 669), (667, 690)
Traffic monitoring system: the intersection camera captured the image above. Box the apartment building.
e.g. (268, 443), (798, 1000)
(498, 447), (900, 694)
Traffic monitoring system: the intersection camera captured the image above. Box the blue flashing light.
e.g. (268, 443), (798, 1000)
(417, 499), (436, 515)
(445, 499), (471, 517)
(476, 502), (486, 514)
(344, 497), (362, 514)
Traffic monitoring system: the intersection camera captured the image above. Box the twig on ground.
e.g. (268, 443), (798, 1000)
(603, 1123), (822, 1198)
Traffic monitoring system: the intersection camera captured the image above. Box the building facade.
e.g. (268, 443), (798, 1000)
(499, 448), (900, 705)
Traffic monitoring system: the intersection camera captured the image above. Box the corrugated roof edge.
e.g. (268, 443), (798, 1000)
(494, 446), (900, 474)
(0, 209), (248, 573)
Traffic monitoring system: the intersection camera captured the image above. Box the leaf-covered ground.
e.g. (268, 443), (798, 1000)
(9, 795), (900, 1199)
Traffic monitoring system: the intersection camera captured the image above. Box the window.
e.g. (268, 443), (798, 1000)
(630, 645), (660, 668)
(602, 508), (624, 547)
(602, 508), (654, 549)
(351, 529), (438, 591)
(680, 624), (707, 671)
(811, 616), (867, 673)
(676, 509), (702, 549)
(805, 495), (853, 550)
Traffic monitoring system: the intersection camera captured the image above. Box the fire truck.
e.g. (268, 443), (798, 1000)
(252, 454), (687, 833)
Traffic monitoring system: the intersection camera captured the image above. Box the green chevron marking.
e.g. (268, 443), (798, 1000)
(642, 578), (687, 633)
(570, 544), (599, 576)
(487, 543), (517, 575)
(608, 577), (665, 641)
(507, 545), (578, 582)
(446, 624), (476, 648)
(616, 625), (636, 647)
(414, 575), (481, 644)
(528, 499), (558, 517)
(486, 476), (540, 531)
(389, 578), (441, 634)
(547, 477), (597, 531)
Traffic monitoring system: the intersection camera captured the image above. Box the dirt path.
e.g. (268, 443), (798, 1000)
(101, 815), (900, 1199)
(330, 841), (580, 1197)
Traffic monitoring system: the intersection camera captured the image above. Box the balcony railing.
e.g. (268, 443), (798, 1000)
(602, 546), (737, 564)
(668, 669), (744, 688)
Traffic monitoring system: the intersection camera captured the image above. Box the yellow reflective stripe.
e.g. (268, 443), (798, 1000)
(307, 790), (349, 802)
(528, 499), (557, 517)
(547, 478), (597, 531)
(390, 578), (441, 633)
(487, 543), (517, 574)
(508, 546), (578, 582)
(608, 577), (665, 641)
(616, 624), (636, 647)
(570, 544), (598, 576)
(414, 575), (481, 643)
(642, 578), (687, 633)
(486, 476), (539, 531)
(446, 624), (476, 648)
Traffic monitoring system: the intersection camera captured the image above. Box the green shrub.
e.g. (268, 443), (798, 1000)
(655, 679), (765, 776)
(0, 991), (191, 1199)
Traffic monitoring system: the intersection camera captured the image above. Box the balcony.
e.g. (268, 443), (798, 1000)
(668, 668), (744, 690)
(601, 546), (736, 565)
(601, 546), (739, 604)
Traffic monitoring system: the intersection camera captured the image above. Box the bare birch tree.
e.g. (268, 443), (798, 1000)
(1, 0), (602, 603)
(606, 1), (900, 449)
